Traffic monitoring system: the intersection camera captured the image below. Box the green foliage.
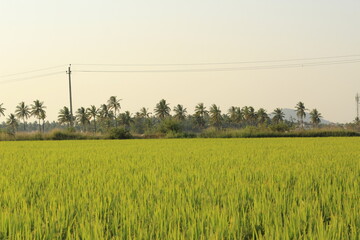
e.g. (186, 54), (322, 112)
(107, 127), (132, 139)
(49, 130), (83, 140)
(200, 127), (359, 138)
(154, 99), (171, 119)
(158, 118), (182, 134)
(0, 126), (358, 141)
(32, 133), (44, 140)
(269, 122), (291, 132)
(66, 126), (76, 133)
(165, 131), (197, 138)
(0, 139), (359, 238)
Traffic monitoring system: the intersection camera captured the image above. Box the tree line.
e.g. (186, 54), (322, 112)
(0, 97), (324, 135)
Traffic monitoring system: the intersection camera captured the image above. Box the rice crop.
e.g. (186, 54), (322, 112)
(0, 138), (359, 239)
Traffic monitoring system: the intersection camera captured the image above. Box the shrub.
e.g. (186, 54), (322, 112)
(49, 130), (80, 140)
(107, 128), (132, 139)
(166, 131), (197, 138)
(199, 127), (219, 138)
(158, 118), (182, 134)
(269, 123), (290, 132)
(32, 133), (44, 141)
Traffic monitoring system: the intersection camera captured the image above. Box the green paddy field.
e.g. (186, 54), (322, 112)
(0, 138), (359, 239)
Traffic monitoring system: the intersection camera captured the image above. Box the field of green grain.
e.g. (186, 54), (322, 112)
(0, 138), (359, 239)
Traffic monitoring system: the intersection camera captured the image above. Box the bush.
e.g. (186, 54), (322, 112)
(199, 126), (360, 138)
(199, 127), (219, 138)
(107, 128), (132, 139)
(166, 131), (197, 138)
(32, 133), (44, 140)
(269, 123), (290, 132)
(66, 127), (76, 133)
(48, 130), (81, 140)
(158, 118), (182, 134)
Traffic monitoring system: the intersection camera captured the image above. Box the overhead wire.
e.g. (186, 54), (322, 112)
(0, 65), (66, 79)
(0, 54), (359, 84)
(73, 58), (360, 73)
(72, 54), (360, 67)
(0, 71), (65, 85)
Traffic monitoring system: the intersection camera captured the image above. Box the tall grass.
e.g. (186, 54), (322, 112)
(0, 127), (358, 141)
(0, 129), (105, 141)
(200, 127), (360, 138)
(0, 138), (359, 239)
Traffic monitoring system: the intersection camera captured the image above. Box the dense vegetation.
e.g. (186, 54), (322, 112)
(0, 138), (359, 239)
(0, 97), (359, 140)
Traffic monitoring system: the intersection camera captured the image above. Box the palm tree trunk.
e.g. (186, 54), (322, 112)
(302, 116), (304, 128)
(38, 119), (41, 132)
(115, 109), (117, 128)
(23, 120), (26, 131)
(94, 118), (97, 133)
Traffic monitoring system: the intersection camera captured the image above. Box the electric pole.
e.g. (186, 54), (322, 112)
(66, 64), (74, 126)
(356, 93), (360, 122)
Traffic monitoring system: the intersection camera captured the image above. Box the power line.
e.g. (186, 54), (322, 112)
(0, 54), (359, 80)
(73, 59), (360, 73)
(0, 54), (359, 84)
(72, 54), (360, 67)
(303, 59), (360, 67)
(0, 65), (66, 79)
(0, 71), (64, 85)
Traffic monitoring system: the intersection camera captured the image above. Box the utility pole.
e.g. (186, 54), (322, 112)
(356, 93), (360, 122)
(66, 64), (74, 126)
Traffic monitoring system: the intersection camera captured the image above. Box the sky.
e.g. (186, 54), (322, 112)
(0, 0), (359, 123)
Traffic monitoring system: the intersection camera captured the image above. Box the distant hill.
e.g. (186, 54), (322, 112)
(269, 108), (332, 124)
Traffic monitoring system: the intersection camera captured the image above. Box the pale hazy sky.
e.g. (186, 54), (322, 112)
(1, 0), (359, 123)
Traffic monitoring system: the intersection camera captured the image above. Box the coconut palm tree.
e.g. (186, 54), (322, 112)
(295, 102), (307, 128)
(119, 111), (134, 129)
(87, 105), (99, 133)
(76, 107), (90, 131)
(40, 111), (46, 133)
(15, 102), (30, 131)
(154, 99), (171, 119)
(309, 109), (322, 127)
(195, 103), (208, 117)
(134, 111), (140, 118)
(99, 104), (114, 129)
(6, 113), (18, 134)
(99, 104), (112, 117)
(228, 106), (243, 126)
(31, 100), (46, 132)
(228, 106), (237, 123)
(58, 106), (72, 127)
(242, 106), (256, 125)
(107, 96), (121, 127)
(234, 107), (243, 124)
(137, 107), (153, 131)
(257, 108), (269, 125)
(209, 104), (222, 128)
(173, 104), (187, 121)
(139, 107), (151, 118)
(272, 108), (285, 124)
(194, 103), (208, 128)
(0, 103), (6, 121)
